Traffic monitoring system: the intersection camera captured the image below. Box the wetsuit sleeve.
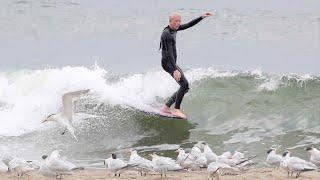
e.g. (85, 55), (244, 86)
(161, 32), (177, 73)
(178, 16), (204, 31)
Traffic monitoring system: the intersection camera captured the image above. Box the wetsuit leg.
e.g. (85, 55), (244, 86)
(165, 91), (177, 108)
(164, 66), (189, 109)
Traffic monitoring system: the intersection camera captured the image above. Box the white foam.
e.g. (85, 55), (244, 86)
(286, 74), (315, 88)
(0, 65), (317, 136)
(258, 78), (281, 91)
(257, 73), (316, 91)
(0, 66), (107, 136)
(0, 66), (235, 136)
(245, 69), (263, 78)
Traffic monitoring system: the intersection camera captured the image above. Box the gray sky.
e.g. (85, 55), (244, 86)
(0, 0), (319, 75)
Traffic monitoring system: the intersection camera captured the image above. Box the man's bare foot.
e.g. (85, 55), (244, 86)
(160, 105), (172, 114)
(171, 109), (187, 119)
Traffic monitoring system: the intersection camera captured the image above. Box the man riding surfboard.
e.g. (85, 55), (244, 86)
(159, 11), (213, 119)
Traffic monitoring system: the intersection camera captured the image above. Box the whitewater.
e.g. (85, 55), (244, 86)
(0, 65), (319, 166)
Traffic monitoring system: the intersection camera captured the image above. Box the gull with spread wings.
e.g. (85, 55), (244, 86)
(42, 89), (89, 140)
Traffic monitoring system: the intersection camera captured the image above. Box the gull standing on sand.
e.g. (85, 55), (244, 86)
(281, 150), (317, 178)
(217, 151), (242, 166)
(201, 142), (218, 164)
(207, 161), (240, 180)
(1, 154), (14, 172)
(39, 155), (56, 178)
(175, 148), (194, 170)
(45, 150), (82, 179)
(196, 142), (254, 169)
(266, 148), (284, 169)
(104, 156), (112, 167)
(190, 146), (207, 168)
(231, 151), (256, 170)
(129, 150), (154, 176)
(149, 153), (182, 177)
(42, 89), (90, 140)
(218, 151), (232, 159)
(107, 154), (138, 177)
(207, 161), (221, 180)
(215, 151), (256, 171)
(8, 157), (35, 177)
(306, 147), (320, 167)
(232, 151), (245, 160)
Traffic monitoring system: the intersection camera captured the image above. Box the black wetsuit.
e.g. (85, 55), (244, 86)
(160, 16), (203, 109)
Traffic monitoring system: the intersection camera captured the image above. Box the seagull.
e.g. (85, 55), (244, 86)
(231, 151), (256, 171)
(8, 157), (35, 177)
(175, 148), (194, 170)
(41, 89), (90, 140)
(190, 146), (207, 168)
(280, 150), (291, 175)
(149, 153), (183, 177)
(281, 150), (317, 178)
(104, 156), (112, 167)
(207, 162), (240, 180)
(106, 153), (138, 177)
(216, 151), (256, 170)
(201, 142), (218, 164)
(46, 150), (83, 179)
(207, 161), (221, 180)
(266, 148), (284, 169)
(129, 150), (154, 176)
(219, 151), (232, 159)
(232, 151), (245, 160)
(306, 147), (320, 167)
(199, 142), (250, 168)
(1, 154), (14, 172)
(39, 155), (56, 178)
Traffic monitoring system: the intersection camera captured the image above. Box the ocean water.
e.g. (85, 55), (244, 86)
(0, 0), (320, 169)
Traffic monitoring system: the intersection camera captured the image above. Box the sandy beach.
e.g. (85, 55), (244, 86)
(1, 168), (320, 180)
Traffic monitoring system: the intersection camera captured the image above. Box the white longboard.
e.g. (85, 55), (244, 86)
(132, 105), (186, 120)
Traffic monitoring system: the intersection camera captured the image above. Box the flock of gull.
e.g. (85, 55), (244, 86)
(0, 90), (320, 179)
(1, 142), (320, 179)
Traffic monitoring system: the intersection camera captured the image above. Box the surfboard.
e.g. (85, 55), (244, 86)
(131, 105), (186, 120)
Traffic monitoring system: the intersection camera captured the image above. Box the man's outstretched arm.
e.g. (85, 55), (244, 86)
(178, 12), (213, 31)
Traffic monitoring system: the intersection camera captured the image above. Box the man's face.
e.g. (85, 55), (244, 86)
(170, 15), (181, 30)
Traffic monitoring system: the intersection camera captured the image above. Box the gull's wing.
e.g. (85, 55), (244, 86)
(47, 158), (70, 172)
(8, 158), (34, 173)
(207, 162), (220, 176)
(1, 154), (14, 166)
(267, 154), (284, 165)
(311, 154), (320, 166)
(290, 160), (317, 171)
(155, 157), (181, 171)
(232, 151), (245, 160)
(47, 156), (75, 173)
(62, 89), (89, 120)
(109, 159), (128, 172)
(39, 161), (56, 177)
(68, 127), (77, 141)
(39, 161), (57, 177)
(220, 151), (232, 159)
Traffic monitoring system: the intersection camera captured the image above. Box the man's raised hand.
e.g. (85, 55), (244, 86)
(202, 12), (213, 18)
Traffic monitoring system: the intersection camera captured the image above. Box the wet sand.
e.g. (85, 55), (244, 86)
(1, 168), (320, 180)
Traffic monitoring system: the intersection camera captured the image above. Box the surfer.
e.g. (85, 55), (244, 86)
(159, 11), (212, 119)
